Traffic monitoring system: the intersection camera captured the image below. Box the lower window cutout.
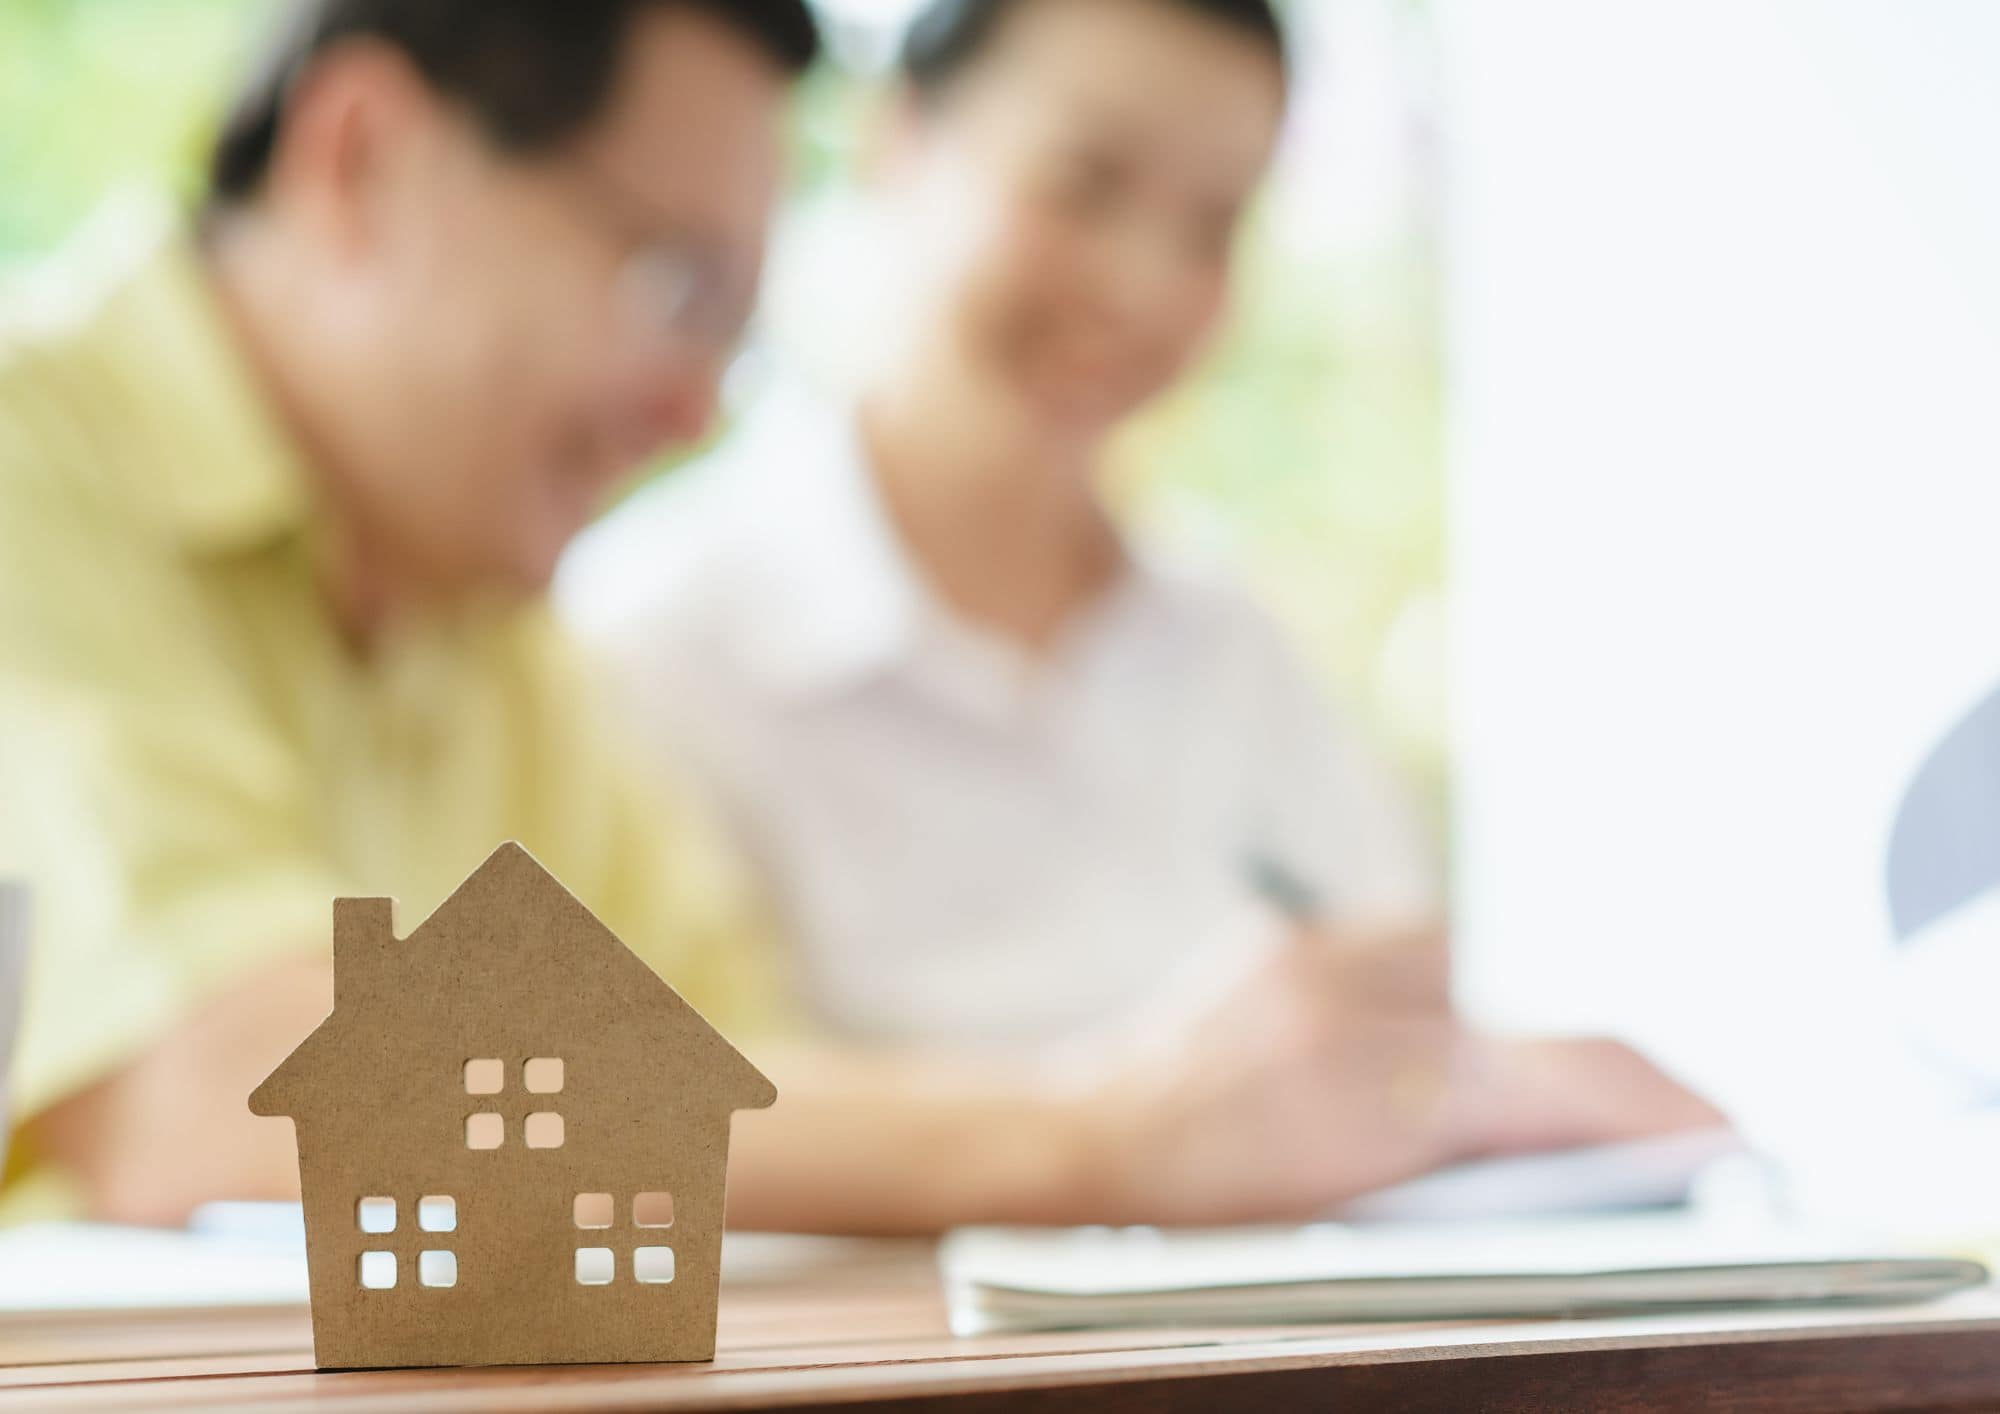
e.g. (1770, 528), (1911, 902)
(575, 1247), (615, 1286)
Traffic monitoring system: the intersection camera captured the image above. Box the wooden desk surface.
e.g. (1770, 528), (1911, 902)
(4, 1239), (1999, 1412)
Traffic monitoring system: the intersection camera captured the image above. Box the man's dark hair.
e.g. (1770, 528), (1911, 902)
(209, 0), (821, 206)
(899, 0), (1286, 98)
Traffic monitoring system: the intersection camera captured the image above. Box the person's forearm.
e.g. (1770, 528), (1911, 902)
(28, 957), (330, 1226)
(724, 1047), (1110, 1234)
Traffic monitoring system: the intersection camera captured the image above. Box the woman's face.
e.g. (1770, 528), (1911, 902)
(890, 0), (1286, 438)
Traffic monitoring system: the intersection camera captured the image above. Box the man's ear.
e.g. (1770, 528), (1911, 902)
(264, 38), (442, 257)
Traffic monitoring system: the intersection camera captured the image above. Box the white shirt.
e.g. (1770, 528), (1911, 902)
(559, 389), (1437, 1048)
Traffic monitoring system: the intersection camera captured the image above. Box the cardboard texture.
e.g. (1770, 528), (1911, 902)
(249, 843), (776, 1370)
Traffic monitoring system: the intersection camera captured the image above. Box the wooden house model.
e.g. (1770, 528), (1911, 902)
(249, 843), (776, 1369)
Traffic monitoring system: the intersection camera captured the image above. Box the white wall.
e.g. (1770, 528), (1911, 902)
(1442, 1), (2000, 1144)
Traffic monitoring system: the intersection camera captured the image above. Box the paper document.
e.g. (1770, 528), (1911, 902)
(0, 1212), (917, 1314)
(941, 1213), (1989, 1336)
(0, 1224), (309, 1312)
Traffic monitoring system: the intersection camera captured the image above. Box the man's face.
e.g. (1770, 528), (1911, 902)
(329, 8), (787, 597)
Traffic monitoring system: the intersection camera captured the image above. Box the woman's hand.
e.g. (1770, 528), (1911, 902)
(1304, 921), (1731, 1161)
(1071, 921), (1729, 1225)
(1451, 1035), (1732, 1159)
(1070, 931), (1472, 1224)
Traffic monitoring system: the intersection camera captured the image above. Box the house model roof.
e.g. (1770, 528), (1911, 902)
(250, 842), (776, 1120)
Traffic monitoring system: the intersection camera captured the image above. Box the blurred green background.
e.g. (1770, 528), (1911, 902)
(0, 0), (1446, 805)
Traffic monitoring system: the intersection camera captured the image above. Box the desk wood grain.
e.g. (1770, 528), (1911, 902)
(3, 1241), (1998, 1412)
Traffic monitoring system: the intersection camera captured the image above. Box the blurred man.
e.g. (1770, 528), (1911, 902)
(0, 0), (818, 1223)
(0, 0), (1716, 1231)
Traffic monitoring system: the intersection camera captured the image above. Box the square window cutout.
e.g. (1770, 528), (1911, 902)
(524, 1112), (564, 1149)
(359, 1251), (397, 1290)
(419, 1251), (458, 1288)
(524, 1057), (564, 1094)
(634, 1191), (674, 1229)
(465, 1113), (503, 1150)
(634, 1246), (675, 1284)
(357, 1196), (396, 1234)
(575, 1247), (615, 1286)
(464, 1059), (504, 1095)
(573, 1193), (613, 1229)
(418, 1195), (456, 1233)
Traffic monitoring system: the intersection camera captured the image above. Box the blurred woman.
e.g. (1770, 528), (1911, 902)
(563, 0), (1717, 1160)
(568, 0), (1437, 1036)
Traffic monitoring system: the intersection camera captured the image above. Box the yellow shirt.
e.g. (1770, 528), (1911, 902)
(0, 200), (781, 1159)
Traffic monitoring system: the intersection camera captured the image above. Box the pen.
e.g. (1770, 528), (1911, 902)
(1243, 848), (1325, 927)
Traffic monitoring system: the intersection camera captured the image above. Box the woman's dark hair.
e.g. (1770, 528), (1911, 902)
(899, 0), (1286, 98)
(209, 0), (820, 206)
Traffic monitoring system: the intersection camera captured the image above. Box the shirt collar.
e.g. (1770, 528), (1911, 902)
(716, 386), (930, 698)
(710, 385), (1175, 713)
(65, 193), (314, 556)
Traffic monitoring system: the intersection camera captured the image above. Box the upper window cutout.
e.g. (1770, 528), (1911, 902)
(574, 1193), (614, 1229)
(357, 1196), (396, 1234)
(418, 1195), (457, 1233)
(464, 1059), (504, 1095)
(523, 1057), (564, 1094)
(634, 1191), (674, 1229)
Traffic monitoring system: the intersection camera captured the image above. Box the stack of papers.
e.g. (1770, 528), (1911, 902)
(0, 1210), (921, 1313)
(940, 1214), (1989, 1336)
(0, 1223), (308, 1312)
